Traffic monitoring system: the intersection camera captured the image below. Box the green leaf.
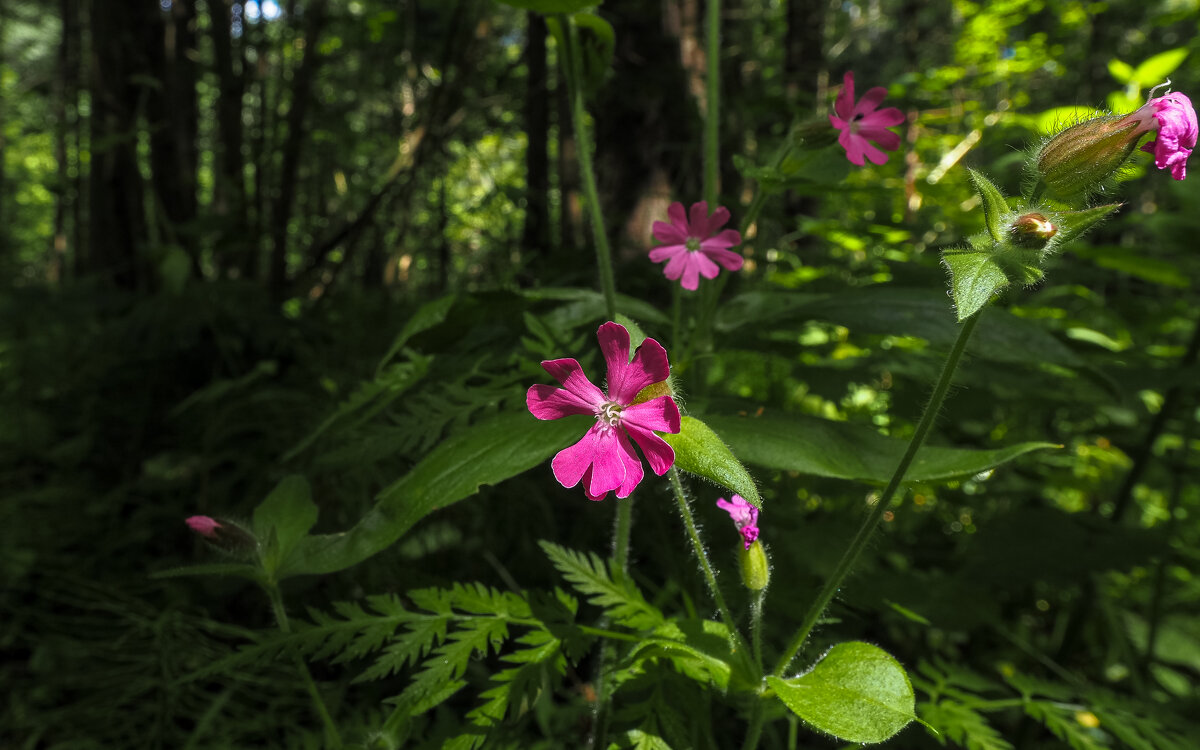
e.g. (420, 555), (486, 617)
(767, 642), (915, 743)
(702, 413), (1056, 484)
(1131, 49), (1188, 88)
(1107, 58), (1134, 84)
(377, 294), (459, 370)
(284, 413), (586, 577)
(252, 476), (318, 578)
(1069, 245), (1190, 288)
(942, 247), (1010, 321)
(493, 0), (600, 14)
(967, 169), (1008, 242)
(149, 563), (262, 582)
(661, 416), (761, 509)
(1054, 203), (1120, 246)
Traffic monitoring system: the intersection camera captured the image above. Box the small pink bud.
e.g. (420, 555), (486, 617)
(186, 515), (222, 538)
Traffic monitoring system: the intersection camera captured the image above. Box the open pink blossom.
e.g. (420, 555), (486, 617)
(186, 515), (222, 539)
(829, 71), (904, 166)
(527, 322), (681, 501)
(1123, 88), (1197, 180)
(650, 201), (743, 291)
(716, 495), (759, 549)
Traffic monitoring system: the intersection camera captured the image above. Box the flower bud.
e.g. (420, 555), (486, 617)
(1033, 115), (1142, 200)
(738, 540), (770, 591)
(185, 515), (258, 557)
(1008, 212), (1057, 248)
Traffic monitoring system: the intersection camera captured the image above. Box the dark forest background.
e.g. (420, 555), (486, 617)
(2, 0), (1199, 747)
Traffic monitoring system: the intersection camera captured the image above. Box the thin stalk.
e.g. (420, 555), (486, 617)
(704, 0), (720, 206)
(740, 697), (766, 750)
(773, 310), (982, 676)
(589, 497), (634, 750)
(740, 589), (769, 750)
(266, 584), (343, 748)
(559, 15), (617, 320)
(669, 468), (742, 642)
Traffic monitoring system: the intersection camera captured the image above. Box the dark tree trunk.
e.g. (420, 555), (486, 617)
(521, 11), (550, 265)
(268, 0), (327, 301)
(86, 0), (154, 288)
(51, 0), (78, 281)
(147, 0), (199, 269)
(784, 0), (825, 109)
(209, 0), (249, 275)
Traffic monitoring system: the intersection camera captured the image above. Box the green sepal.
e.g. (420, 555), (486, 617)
(766, 642), (916, 744)
(968, 169), (1008, 242)
(661, 416), (761, 510)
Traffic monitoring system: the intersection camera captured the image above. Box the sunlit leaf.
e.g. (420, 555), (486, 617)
(662, 416), (761, 509)
(768, 642), (915, 743)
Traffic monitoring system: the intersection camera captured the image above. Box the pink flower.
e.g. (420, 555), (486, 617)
(829, 71), (904, 166)
(186, 515), (222, 539)
(650, 202), (744, 291)
(527, 322), (681, 501)
(1123, 89), (1197, 180)
(716, 495), (759, 549)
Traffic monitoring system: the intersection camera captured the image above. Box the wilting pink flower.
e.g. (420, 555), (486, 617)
(829, 72), (904, 166)
(186, 515), (222, 539)
(527, 322), (681, 501)
(716, 495), (759, 549)
(1122, 89), (1197, 180)
(650, 202), (744, 291)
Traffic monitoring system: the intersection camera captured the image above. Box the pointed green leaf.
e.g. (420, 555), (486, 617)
(1131, 49), (1188, 88)
(767, 642), (915, 744)
(661, 416), (761, 509)
(1107, 58), (1135, 84)
(1055, 203), (1120, 246)
(150, 563), (263, 582)
(942, 247), (1010, 320)
(284, 413), (586, 577)
(702, 413), (1057, 484)
(967, 169), (1008, 242)
(252, 476), (318, 577)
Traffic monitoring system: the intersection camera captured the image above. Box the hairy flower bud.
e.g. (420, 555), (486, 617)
(1009, 212), (1058, 248)
(1033, 115), (1142, 200)
(185, 515), (258, 556)
(738, 540), (770, 591)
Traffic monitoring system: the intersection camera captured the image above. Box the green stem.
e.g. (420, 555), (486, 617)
(704, 0), (720, 206)
(669, 468), (746, 649)
(560, 14), (617, 320)
(589, 497), (634, 750)
(266, 583), (343, 748)
(772, 310), (982, 676)
(740, 697), (766, 750)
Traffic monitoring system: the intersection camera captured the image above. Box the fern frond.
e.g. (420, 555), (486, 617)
(539, 541), (665, 631)
(918, 700), (1013, 750)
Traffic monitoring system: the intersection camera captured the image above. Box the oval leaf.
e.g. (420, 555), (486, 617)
(767, 642), (915, 744)
(941, 246), (1010, 321)
(703, 413), (1056, 484)
(661, 416), (761, 509)
(283, 413), (586, 577)
(253, 475), (318, 577)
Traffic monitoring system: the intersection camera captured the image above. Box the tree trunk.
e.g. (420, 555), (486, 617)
(50, 0), (78, 281)
(209, 0), (249, 276)
(86, 0), (154, 288)
(521, 11), (550, 265)
(146, 0), (199, 270)
(268, 0), (327, 301)
(784, 0), (825, 109)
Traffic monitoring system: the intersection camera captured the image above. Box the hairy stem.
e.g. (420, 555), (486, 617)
(266, 583), (343, 748)
(560, 14), (617, 320)
(773, 310), (981, 676)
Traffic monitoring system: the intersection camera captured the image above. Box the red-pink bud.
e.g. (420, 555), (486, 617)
(185, 515), (222, 538)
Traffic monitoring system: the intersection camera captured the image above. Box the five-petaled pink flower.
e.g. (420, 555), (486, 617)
(716, 495), (759, 549)
(650, 202), (744, 291)
(1123, 89), (1197, 180)
(829, 71), (904, 166)
(186, 515), (222, 539)
(527, 322), (681, 501)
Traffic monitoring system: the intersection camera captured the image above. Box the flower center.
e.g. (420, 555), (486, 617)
(685, 237), (702, 252)
(597, 401), (624, 427)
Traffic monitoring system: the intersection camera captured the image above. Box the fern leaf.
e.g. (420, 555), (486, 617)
(539, 541), (664, 631)
(919, 700), (1013, 750)
(1024, 701), (1107, 750)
